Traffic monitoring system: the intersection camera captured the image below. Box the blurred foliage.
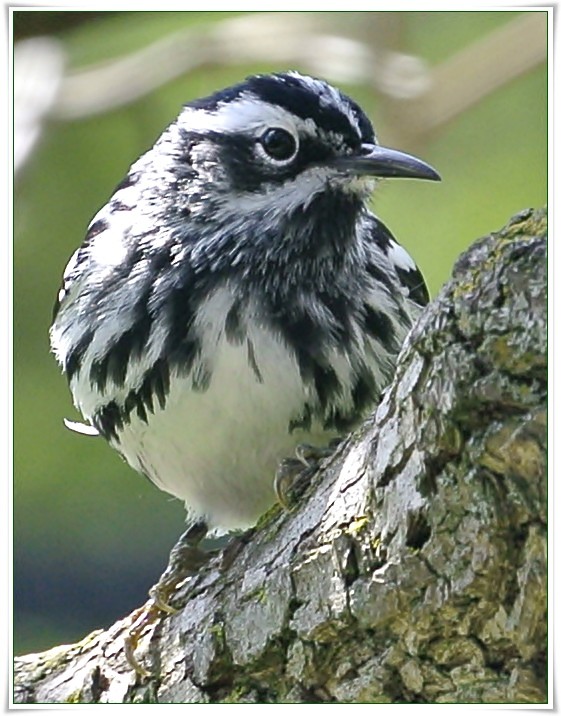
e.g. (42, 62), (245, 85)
(13, 10), (547, 655)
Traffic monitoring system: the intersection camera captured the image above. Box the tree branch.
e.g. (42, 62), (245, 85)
(14, 207), (547, 705)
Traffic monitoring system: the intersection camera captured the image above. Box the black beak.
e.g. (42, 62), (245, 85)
(331, 143), (441, 181)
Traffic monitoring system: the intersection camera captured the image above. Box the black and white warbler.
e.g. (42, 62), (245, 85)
(50, 71), (439, 594)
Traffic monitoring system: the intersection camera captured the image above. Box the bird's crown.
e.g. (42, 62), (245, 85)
(183, 71), (376, 149)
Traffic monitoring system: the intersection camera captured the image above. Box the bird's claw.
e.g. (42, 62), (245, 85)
(124, 521), (210, 677)
(275, 438), (342, 509)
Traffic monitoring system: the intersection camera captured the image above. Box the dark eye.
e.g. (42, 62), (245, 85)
(259, 127), (298, 162)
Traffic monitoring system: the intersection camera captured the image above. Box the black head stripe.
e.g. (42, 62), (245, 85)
(249, 73), (372, 146)
(185, 72), (375, 147)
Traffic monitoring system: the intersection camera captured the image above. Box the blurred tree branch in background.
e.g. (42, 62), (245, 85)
(14, 11), (546, 175)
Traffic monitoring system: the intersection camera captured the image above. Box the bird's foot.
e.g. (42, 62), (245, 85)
(274, 438), (342, 509)
(124, 521), (211, 677)
(148, 521), (210, 613)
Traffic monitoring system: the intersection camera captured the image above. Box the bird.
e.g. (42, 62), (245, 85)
(50, 70), (439, 623)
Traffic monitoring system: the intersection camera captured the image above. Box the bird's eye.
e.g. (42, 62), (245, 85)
(258, 127), (298, 162)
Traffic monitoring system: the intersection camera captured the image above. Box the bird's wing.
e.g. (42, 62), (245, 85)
(369, 216), (430, 308)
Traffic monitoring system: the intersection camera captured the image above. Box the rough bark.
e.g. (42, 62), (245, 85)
(14, 207), (547, 704)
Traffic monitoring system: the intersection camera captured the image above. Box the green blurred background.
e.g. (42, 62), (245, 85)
(13, 10), (547, 655)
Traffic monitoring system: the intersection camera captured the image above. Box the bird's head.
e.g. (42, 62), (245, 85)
(163, 71), (440, 224)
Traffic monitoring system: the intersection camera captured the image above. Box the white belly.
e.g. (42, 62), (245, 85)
(114, 329), (333, 534)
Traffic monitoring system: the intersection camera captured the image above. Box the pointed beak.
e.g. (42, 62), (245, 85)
(331, 143), (441, 181)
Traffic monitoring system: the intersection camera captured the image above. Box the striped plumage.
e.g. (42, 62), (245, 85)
(50, 72), (437, 534)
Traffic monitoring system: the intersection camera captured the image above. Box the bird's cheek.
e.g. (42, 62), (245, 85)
(335, 174), (377, 197)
